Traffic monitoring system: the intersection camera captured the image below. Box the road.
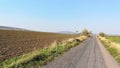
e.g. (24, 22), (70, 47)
(42, 36), (120, 68)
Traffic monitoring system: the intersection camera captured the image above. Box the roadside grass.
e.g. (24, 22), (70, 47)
(0, 38), (81, 68)
(99, 36), (120, 65)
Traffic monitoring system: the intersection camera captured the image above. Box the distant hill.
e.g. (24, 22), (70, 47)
(58, 31), (75, 34)
(0, 26), (28, 31)
(0, 26), (76, 34)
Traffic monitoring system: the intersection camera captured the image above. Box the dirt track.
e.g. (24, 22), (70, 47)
(42, 36), (120, 68)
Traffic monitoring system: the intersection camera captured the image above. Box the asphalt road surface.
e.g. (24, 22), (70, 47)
(42, 36), (120, 68)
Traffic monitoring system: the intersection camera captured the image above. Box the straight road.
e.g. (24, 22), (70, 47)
(42, 36), (120, 68)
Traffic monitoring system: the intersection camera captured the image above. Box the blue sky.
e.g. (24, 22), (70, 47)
(0, 0), (120, 34)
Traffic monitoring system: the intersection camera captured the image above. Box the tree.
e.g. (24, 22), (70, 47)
(75, 30), (79, 34)
(99, 32), (105, 37)
(81, 29), (89, 36)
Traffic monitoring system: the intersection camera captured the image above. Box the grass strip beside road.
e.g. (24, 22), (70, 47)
(0, 38), (81, 68)
(98, 36), (120, 65)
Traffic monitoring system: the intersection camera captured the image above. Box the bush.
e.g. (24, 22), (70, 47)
(99, 32), (105, 37)
(81, 29), (89, 36)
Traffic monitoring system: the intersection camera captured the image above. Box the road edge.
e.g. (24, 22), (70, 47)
(96, 37), (120, 68)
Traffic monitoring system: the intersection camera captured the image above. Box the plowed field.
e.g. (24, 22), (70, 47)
(0, 30), (77, 62)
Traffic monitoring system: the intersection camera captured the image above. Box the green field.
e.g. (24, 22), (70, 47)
(106, 36), (120, 44)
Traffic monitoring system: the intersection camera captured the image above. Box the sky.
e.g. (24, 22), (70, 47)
(0, 0), (120, 34)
